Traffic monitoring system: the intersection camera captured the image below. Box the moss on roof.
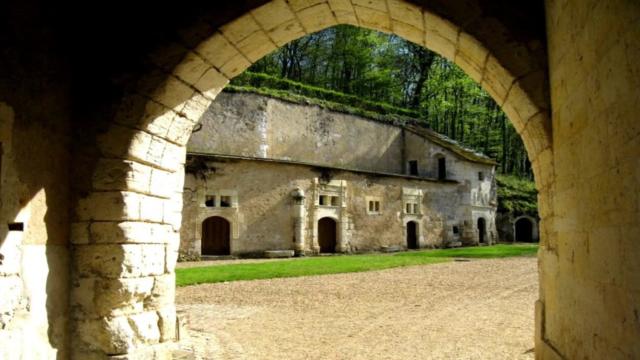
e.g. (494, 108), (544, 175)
(224, 83), (496, 166)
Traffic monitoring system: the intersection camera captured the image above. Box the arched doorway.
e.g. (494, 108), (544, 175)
(318, 217), (337, 253)
(515, 217), (533, 243)
(477, 218), (486, 244)
(202, 216), (231, 255)
(406, 221), (418, 249)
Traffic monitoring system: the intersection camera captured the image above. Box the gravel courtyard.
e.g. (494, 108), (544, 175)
(175, 257), (537, 360)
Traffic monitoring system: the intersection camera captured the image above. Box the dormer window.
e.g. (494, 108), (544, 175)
(408, 160), (418, 176)
(205, 195), (216, 207)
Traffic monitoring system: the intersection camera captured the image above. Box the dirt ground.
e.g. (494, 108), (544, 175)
(174, 257), (537, 360)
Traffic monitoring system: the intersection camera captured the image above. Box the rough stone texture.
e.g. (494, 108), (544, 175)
(5, 0), (638, 358)
(181, 92), (497, 256)
(538, 1), (640, 358)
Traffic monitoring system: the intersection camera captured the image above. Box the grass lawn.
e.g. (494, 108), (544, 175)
(176, 244), (538, 287)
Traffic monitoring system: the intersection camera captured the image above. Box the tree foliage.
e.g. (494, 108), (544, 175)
(243, 25), (532, 178)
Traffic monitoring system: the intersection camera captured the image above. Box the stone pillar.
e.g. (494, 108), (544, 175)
(291, 188), (306, 256)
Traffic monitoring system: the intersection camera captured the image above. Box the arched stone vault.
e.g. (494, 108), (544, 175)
(70, 0), (554, 357)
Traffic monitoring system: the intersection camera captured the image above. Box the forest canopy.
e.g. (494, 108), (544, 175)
(233, 25), (533, 179)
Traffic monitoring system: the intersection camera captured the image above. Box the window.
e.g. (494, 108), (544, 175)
(331, 196), (340, 207)
(405, 202), (418, 214)
(205, 195), (216, 207)
(437, 157), (446, 180)
(220, 196), (232, 207)
(453, 226), (459, 234)
(319, 195), (328, 205)
(478, 172), (485, 181)
(408, 160), (418, 176)
(368, 200), (381, 213)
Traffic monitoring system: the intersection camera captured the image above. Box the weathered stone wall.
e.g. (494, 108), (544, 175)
(180, 157), (497, 256)
(538, 1), (640, 358)
(0, 99), (71, 357)
(190, 92), (405, 173)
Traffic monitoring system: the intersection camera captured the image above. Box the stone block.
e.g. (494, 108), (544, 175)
(220, 13), (260, 44)
(424, 11), (458, 44)
(235, 30), (277, 63)
(328, 0), (358, 25)
(392, 21), (424, 45)
(251, 0), (296, 30)
(297, 3), (337, 33)
(195, 33), (239, 69)
(74, 244), (165, 279)
(88, 222), (174, 245)
(92, 159), (152, 194)
(352, 0), (386, 12)
(481, 55), (514, 105)
(387, 0), (423, 30)
(156, 305), (177, 342)
(264, 250), (295, 258)
(76, 316), (134, 355)
(146, 75), (196, 113)
(504, 80), (540, 127)
(93, 277), (155, 317)
(287, 0), (326, 12)
(76, 191), (140, 222)
(146, 274), (176, 309)
(354, 5), (391, 33)
(171, 52), (210, 86)
(425, 32), (456, 61)
(455, 33), (488, 83)
(149, 168), (183, 199)
(219, 53), (252, 79)
(194, 67), (229, 100)
(268, 19), (307, 46)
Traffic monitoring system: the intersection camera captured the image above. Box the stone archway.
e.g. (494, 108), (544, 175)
(514, 215), (538, 243)
(201, 216), (231, 255)
(69, 1), (555, 358)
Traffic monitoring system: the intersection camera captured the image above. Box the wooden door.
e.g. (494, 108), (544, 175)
(202, 216), (230, 255)
(318, 217), (337, 253)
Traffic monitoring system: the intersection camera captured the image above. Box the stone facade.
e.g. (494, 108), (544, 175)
(1, 0), (639, 358)
(180, 92), (497, 257)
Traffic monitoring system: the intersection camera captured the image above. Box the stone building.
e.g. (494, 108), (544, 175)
(1, 1), (638, 358)
(180, 92), (497, 257)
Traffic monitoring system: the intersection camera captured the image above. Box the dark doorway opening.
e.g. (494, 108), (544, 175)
(477, 218), (486, 244)
(406, 221), (418, 249)
(515, 218), (534, 243)
(202, 216), (231, 255)
(437, 157), (446, 180)
(408, 160), (418, 176)
(318, 217), (337, 253)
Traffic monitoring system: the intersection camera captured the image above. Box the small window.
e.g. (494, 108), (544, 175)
(408, 160), (418, 176)
(478, 172), (485, 181)
(453, 226), (459, 234)
(437, 157), (446, 180)
(405, 203), (418, 214)
(368, 200), (381, 214)
(319, 195), (328, 205)
(205, 195), (216, 207)
(331, 196), (340, 207)
(220, 196), (232, 207)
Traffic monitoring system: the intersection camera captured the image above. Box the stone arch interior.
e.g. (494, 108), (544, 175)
(318, 217), (337, 253)
(202, 216), (231, 255)
(515, 217), (533, 243)
(65, 1), (552, 358)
